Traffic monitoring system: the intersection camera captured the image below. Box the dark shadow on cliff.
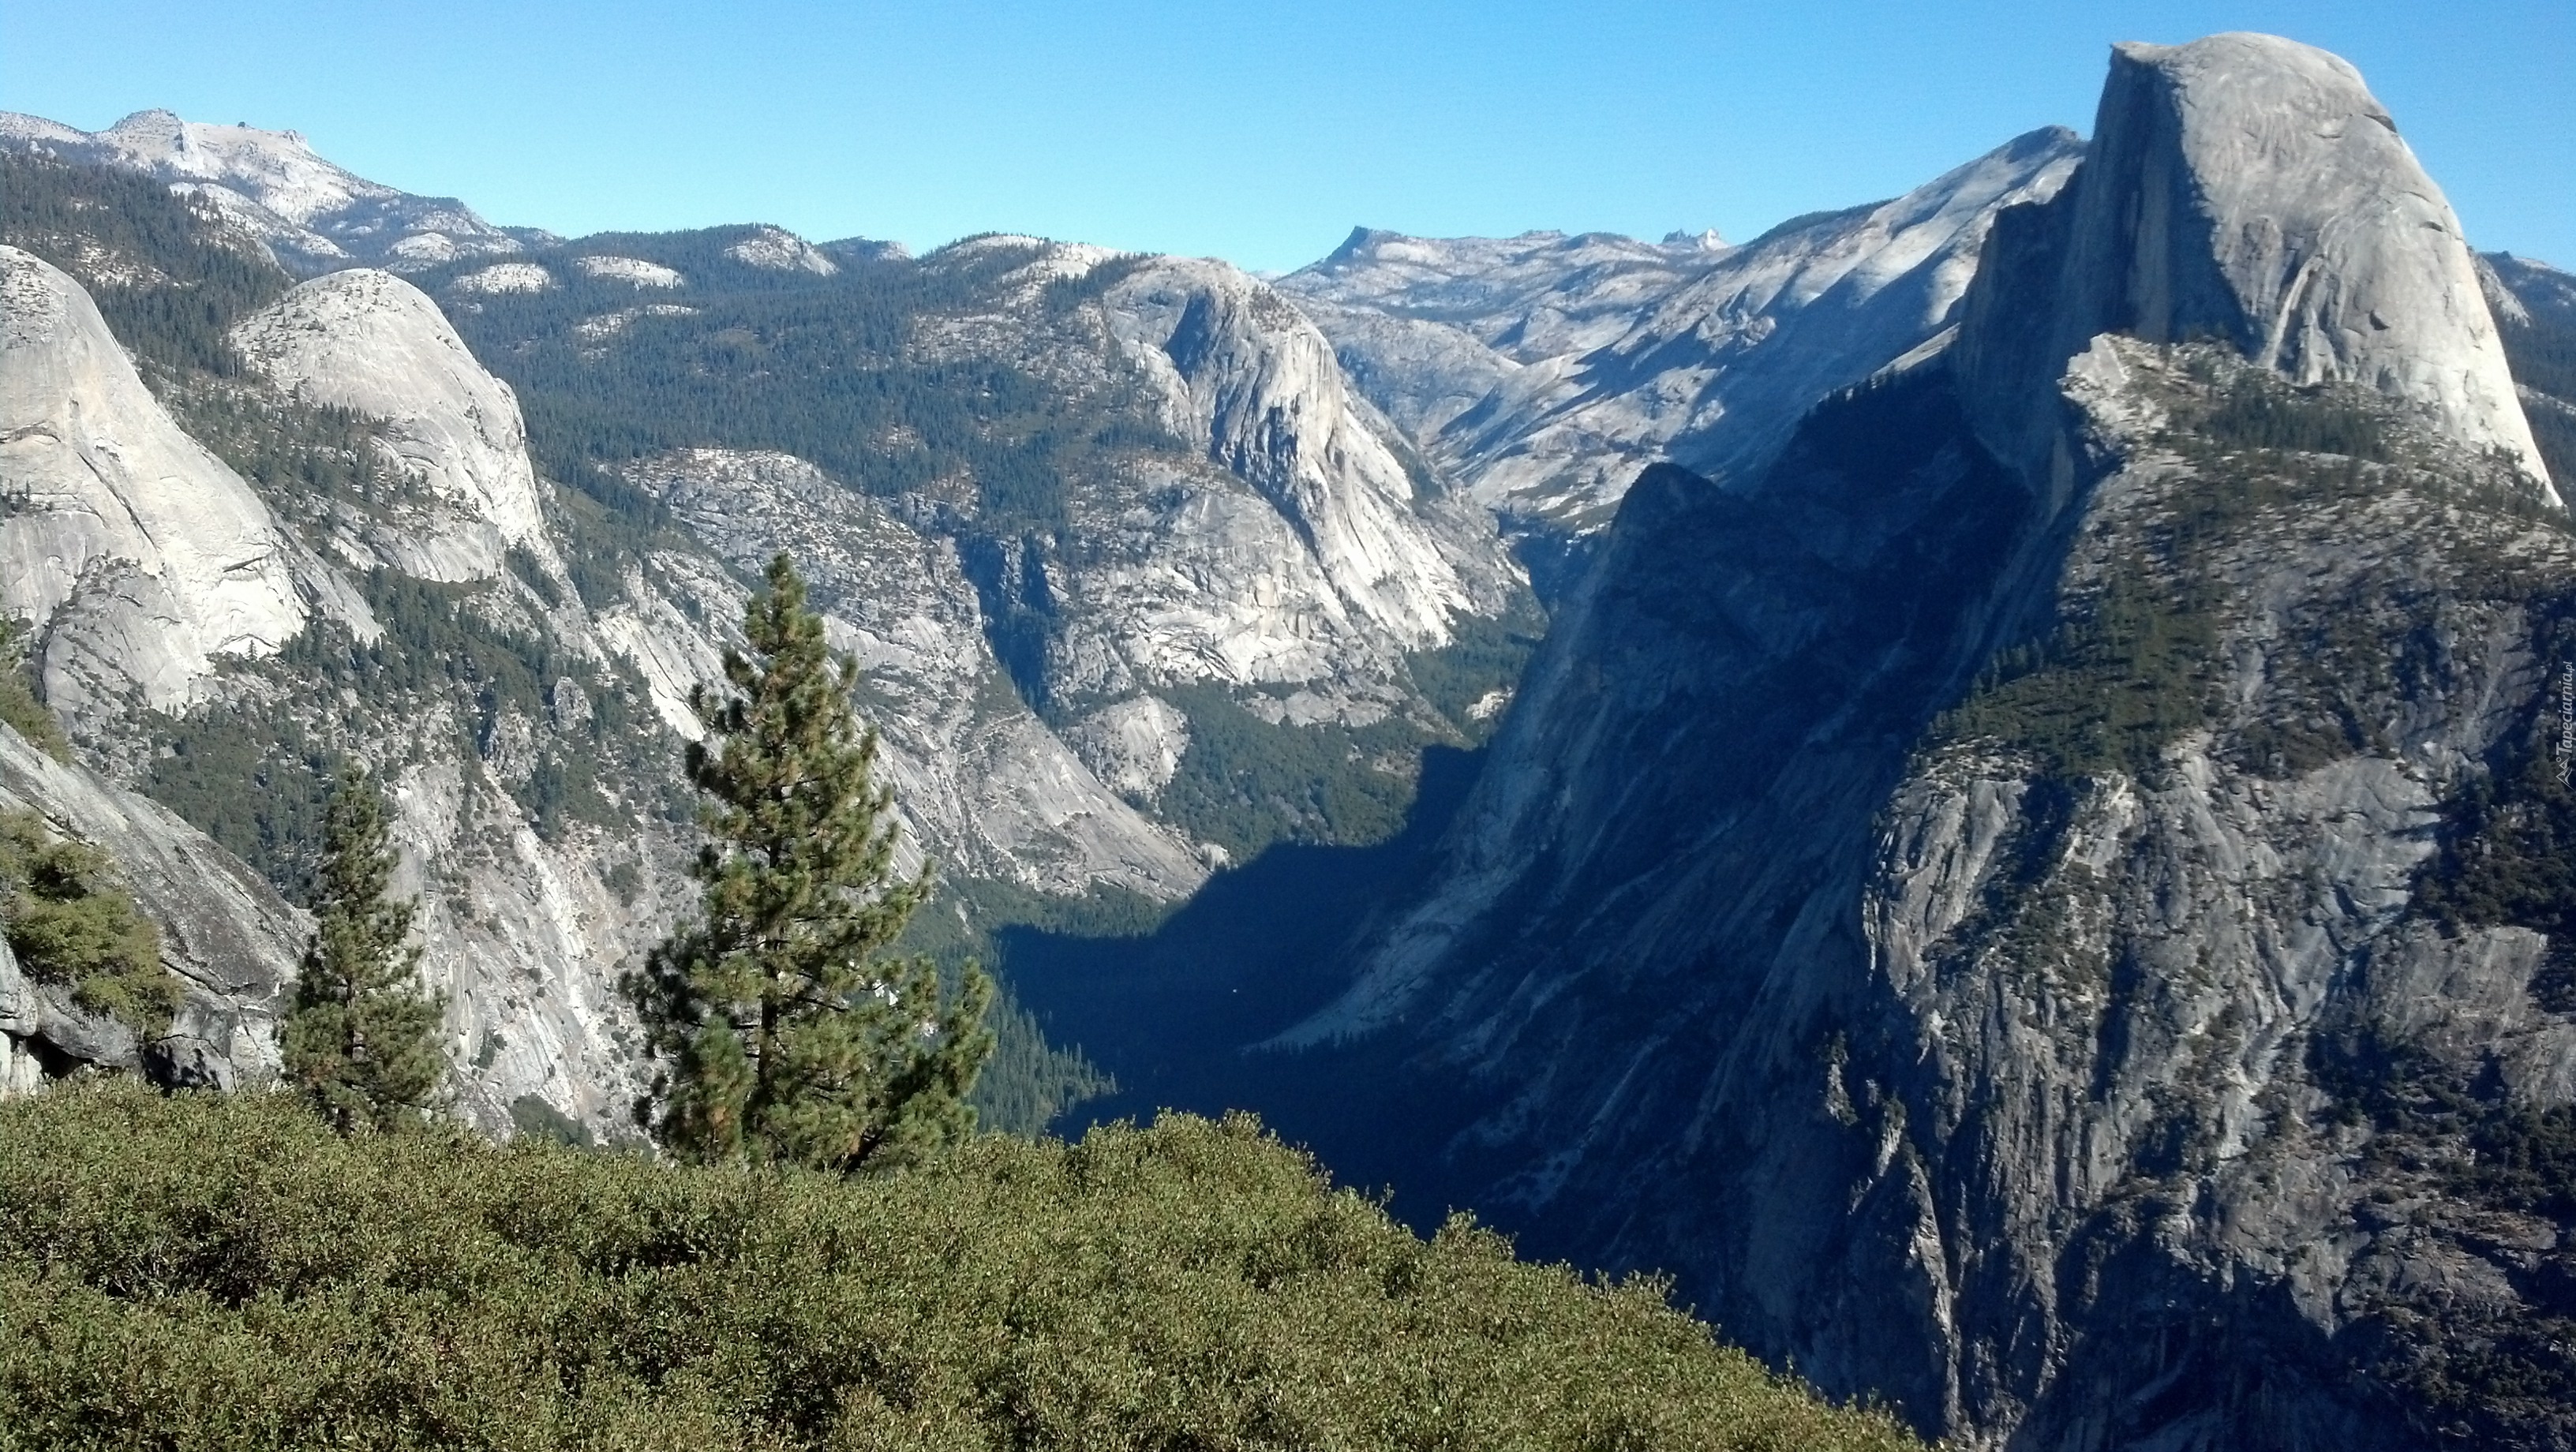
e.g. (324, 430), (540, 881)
(998, 744), (1485, 1214)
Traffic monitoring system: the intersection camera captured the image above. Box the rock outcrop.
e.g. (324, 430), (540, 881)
(1101, 256), (1482, 649)
(1279, 227), (1735, 442)
(724, 226), (838, 275)
(231, 268), (550, 580)
(623, 447), (1208, 900)
(894, 238), (1521, 721)
(0, 721), (303, 1091)
(1956, 33), (2553, 497)
(0, 246), (334, 716)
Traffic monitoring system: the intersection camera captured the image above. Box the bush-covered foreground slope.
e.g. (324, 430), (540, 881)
(0, 1084), (1916, 1452)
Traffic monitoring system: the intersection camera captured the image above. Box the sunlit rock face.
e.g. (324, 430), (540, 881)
(1956, 32), (2553, 498)
(907, 238), (1519, 708)
(1282, 129), (2085, 548)
(620, 446), (1209, 903)
(232, 268), (550, 582)
(0, 246), (322, 716)
(1102, 256), (1480, 648)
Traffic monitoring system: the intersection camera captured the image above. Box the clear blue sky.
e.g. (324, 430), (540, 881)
(4, 1), (2567, 274)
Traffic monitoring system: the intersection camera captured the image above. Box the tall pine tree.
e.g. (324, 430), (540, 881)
(282, 766), (448, 1132)
(627, 554), (993, 1172)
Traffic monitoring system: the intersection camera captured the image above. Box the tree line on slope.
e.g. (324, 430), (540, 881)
(0, 150), (290, 377)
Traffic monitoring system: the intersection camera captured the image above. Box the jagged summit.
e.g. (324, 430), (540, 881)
(1961, 32), (2552, 496)
(1284, 126), (2084, 546)
(0, 108), (522, 274)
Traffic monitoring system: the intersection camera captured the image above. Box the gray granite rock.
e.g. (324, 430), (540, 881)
(1958, 32), (2552, 499)
(232, 268), (551, 581)
(1290, 34), (2570, 1449)
(0, 246), (338, 718)
(1283, 131), (2084, 543)
(0, 720), (303, 1091)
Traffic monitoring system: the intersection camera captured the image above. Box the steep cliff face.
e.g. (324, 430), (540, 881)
(0, 245), (346, 717)
(1848, 360), (2576, 1443)
(905, 241), (1515, 683)
(232, 268), (551, 581)
(623, 447), (1208, 899)
(1956, 35), (2552, 498)
(1279, 35), (2571, 1449)
(1102, 256), (1478, 648)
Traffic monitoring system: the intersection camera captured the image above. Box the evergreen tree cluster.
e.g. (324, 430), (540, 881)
(280, 767), (448, 1134)
(626, 556), (993, 1173)
(417, 230), (1169, 544)
(0, 811), (174, 1038)
(0, 619), (69, 763)
(0, 150), (291, 376)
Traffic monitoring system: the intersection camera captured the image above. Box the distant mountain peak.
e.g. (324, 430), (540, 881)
(722, 224), (837, 275)
(0, 107), (522, 275)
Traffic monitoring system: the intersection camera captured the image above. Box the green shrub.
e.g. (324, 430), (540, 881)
(0, 1083), (1919, 1452)
(0, 812), (176, 1037)
(0, 620), (68, 763)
